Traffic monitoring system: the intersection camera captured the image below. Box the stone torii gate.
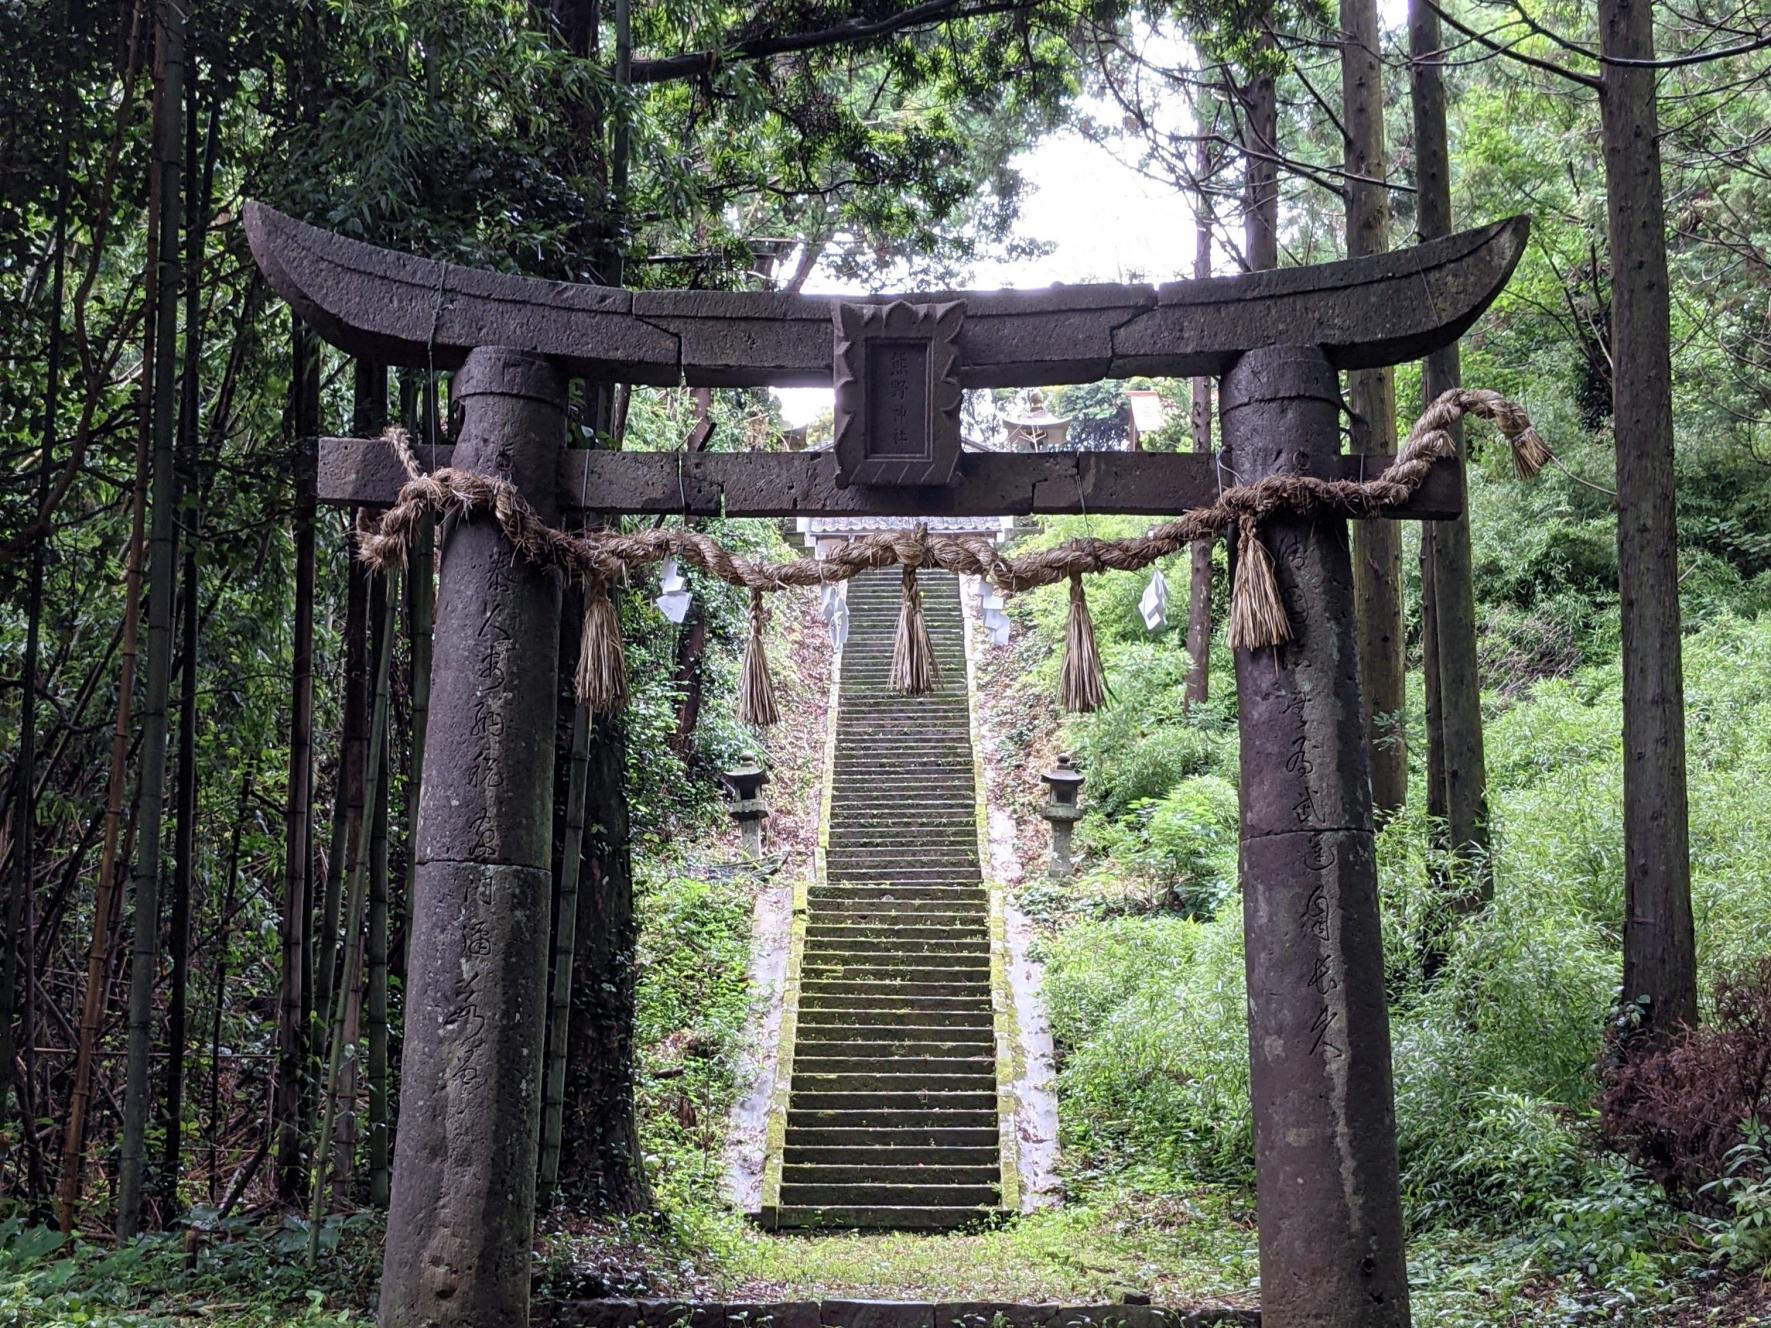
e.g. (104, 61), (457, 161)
(245, 202), (1525, 1328)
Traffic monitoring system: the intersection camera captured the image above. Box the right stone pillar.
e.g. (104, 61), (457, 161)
(1220, 345), (1411, 1328)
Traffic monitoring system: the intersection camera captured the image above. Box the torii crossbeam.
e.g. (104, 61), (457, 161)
(245, 202), (1526, 1328)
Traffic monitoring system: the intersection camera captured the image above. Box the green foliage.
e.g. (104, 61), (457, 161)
(1701, 1123), (1771, 1271)
(631, 868), (754, 1228)
(0, 1212), (380, 1327)
(1026, 609), (1771, 1311)
(1053, 380), (1130, 450)
(1041, 909), (1252, 1183)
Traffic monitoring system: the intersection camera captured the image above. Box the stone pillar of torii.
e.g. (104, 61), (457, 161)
(246, 201), (1528, 1328)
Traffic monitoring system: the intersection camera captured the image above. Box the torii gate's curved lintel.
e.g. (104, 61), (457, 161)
(243, 201), (1526, 388)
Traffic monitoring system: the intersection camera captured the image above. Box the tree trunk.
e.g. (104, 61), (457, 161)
(277, 316), (319, 1202)
(559, 710), (651, 1213)
(1341, 0), (1405, 818)
(118, 0), (186, 1238)
(669, 602), (710, 757)
(1598, 0), (1696, 1038)
(5, 42), (71, 1172)
(1240, 56), (1277, 273)
(1410, 0), (1490, 906)
(159, 69), (216, 1217)
(57, 210), (148, 1237)
(1186, 122), (1213, 709)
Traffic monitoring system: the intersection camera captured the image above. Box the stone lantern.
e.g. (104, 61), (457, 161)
(723, 762), (770, 859)
(1038, 754), (1085, 879)
(1002, 392), (1071, 452)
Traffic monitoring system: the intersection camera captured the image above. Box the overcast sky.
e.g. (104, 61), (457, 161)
(773, 126), (1193, 427)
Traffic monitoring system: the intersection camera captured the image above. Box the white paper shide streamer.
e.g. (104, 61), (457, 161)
(654, 558), (692, 624)
(819, 580), (849, 649)
(1139, 567), (1169, 631)
(976, 583), (1011, 646)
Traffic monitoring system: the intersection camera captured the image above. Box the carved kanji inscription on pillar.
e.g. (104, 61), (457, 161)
(831, 299), (964, 487)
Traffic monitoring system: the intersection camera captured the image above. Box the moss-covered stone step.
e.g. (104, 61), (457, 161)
(796, 1006), (992, 1029)
(796, 1024), (992, 1048)
(800, 970), (991, 991)
(807, 901), (985, 917)
(820, 865), (986, 882)
(812, 897), (985, 912)
(827, 794), (975, 807)
(792, 1038), (993, 1061)
(821, 828), (977, 846)
(802, 947), (988, 967)
(787, 1107), (999, 1130)
(801, 967), (990, 990)
(780, 1161), (1002, 1187)
(790, 1080), (999, 1101)
(806, 897), (987, 918)
(780, 1181), (1000, 1208)
(793, 1056), (994, 1079)
(824, 846), (980, 864)
(809, 898), (985, 913)
(785, 1124), (1000, 1149)
(825, 816), (976, 833)
(770, 1204), (996, 1231)
(783, 1144), (1000, 1168)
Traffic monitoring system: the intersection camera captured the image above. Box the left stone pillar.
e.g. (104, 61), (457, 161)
(381, 347), (566, 1328)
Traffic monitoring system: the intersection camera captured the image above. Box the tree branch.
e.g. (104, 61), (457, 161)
(626, 0), (1035, 84)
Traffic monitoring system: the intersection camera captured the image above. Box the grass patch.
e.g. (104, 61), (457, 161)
(717, 1181), (1256, 1305)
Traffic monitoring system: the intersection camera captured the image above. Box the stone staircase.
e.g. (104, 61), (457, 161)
(772, 567), (1002, 1230)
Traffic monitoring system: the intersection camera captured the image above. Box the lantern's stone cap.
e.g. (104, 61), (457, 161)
(1041, 754), (1085, 796)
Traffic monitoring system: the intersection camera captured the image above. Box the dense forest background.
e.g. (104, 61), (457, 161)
(3, 0), (1770, 1324)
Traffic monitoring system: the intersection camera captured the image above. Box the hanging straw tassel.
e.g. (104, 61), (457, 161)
(1505, 423), (1553, 480)
(1228, 516), (1293, 651)
(576, 577), (629, 714)
(1479, 391), (1554, 479)
(890, 565), (939, 695)
(1059, 573), (1108, 713)
(737, 588), (780, 727)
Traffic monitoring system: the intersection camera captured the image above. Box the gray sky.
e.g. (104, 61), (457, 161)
(774, 126), (1191, 427)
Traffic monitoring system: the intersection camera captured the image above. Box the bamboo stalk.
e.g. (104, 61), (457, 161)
(366, 612), (392, 1207)
(307, 572), (395, 1261)
(539, 701), (591, 1189)
(118, 0), (188, 1237)
(207, 774), (250, 1204)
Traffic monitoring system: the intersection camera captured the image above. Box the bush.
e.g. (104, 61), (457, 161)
(1040, 909), (1253, 1183)
(1599, 957), (1771, 1207)
(1083, 775), (1239, 918)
